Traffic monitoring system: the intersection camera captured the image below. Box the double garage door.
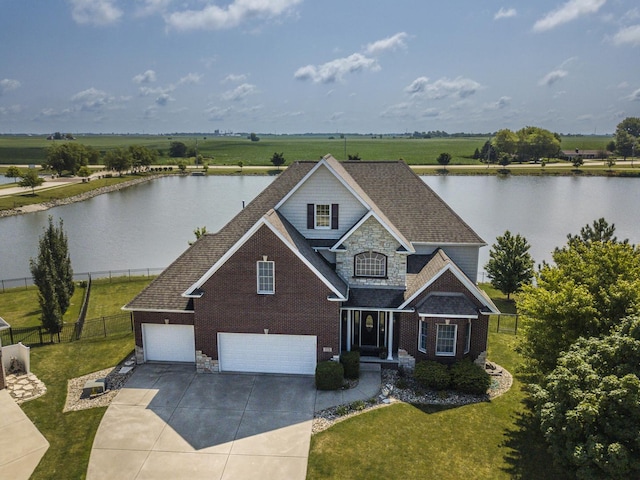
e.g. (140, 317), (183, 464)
(142, 325), (316, 375)
(218, 333), (317, 375)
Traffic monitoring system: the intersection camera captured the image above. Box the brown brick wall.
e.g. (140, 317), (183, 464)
(398, 270), (489, 363)
(194, 224), (340, 362)
(133, 311), (195, 347)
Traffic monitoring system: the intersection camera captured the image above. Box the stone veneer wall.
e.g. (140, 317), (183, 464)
(335, 216), (406, 287)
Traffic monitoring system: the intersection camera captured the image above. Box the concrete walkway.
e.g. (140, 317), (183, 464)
(87, 363), (380, 480)
(0, 389), (49, 480)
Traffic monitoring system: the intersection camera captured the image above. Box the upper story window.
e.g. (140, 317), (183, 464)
(257, 260), (275, 294)
(354, 251), (387, 278)
(315, 204), (331, 228)
(307, 203), (339, 230)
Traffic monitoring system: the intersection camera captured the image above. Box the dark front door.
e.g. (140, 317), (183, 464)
(360, 311), (379, 347)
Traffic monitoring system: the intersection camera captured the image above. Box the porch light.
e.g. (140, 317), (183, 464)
(164, 319), (169, 325)
(264, 328), (269, 334)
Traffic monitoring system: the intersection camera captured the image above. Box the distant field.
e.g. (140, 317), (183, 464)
(0, 134), (613, 166)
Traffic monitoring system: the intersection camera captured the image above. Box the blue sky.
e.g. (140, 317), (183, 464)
(1, 0), (639, 135)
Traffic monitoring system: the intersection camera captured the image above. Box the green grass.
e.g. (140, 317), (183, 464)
(306, 289), (565, 480)
(0, 285), (85, 328)
(21, 334), (134, 480)
(0, 174), (139, 211)
(0, 134), (616, 166)
(0, 275), (152, 479)
(86, 276), (154, 318)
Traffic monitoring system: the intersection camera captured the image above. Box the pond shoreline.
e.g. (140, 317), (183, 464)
(0, 175), (161, 218)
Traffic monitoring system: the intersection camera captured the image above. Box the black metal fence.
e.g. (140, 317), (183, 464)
(0, 313), (133, 346)
(0, 267), (164, 293)
(493, 313), (519, 335)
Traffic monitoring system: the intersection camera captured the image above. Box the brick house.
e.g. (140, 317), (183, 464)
(125, 155), (498, 374)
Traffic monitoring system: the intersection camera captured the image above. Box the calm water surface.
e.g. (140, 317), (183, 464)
(1, 175), (639, 282)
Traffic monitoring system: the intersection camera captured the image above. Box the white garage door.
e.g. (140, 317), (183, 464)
(218, 333), (317, 375)
(143, 324), (195, 363)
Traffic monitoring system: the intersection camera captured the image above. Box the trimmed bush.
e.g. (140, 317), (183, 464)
(315, 361), (344, 390)
(414, 361), (451, 390)
(450, 360), (490, 395)
(340, 350), (360, 379)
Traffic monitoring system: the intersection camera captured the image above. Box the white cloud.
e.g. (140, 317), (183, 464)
(533, 0), (606, 32)
(486, 96), (512, 110)
(165, 0), (302, 31)
(628, 88), (640, 101)
(294, 53), (380, 84)
(0, 104), (23, 115)
(364, 32), (408, 55)
(135, 0), (171, 17)
(221, 83), (258, 101)
(71, 87), (114, 111)
(133, 70), (157, 84)
(0, 78), (21, 95)
(177, 73), (202, 85)
(611, 24), (640, 46)
(155, 93), (174, 106)
(139, 86), (171, 96)
(206, 106), (232, 121)
(223, 74), (247, 84)
(538, 69), (569, 86)
(494, 8), (517, 20)
(69, 0), (123, 26)
(405, 76), (482, 99)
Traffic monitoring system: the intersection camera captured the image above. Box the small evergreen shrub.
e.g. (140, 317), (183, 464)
(414, 361), (451, 390)
(315, 361), (344, 390)
(450, 360), (490, 395)
(340, 350), (360, 379)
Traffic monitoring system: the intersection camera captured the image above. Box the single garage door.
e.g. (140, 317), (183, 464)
(218, 333), (317, 375)
(143, 324), (195, 363)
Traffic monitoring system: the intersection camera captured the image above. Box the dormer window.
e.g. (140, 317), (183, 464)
(307, 203), (339, 230)
(354, 251), (387, 278)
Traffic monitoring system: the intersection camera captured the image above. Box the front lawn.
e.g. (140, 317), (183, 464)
(307, 303), (565, 479)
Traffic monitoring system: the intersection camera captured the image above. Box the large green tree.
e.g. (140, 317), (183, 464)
(129, 145), (157, 171)
(614, 117), (639, 162)
(485, 231), (534, 299)
(19, 169), (44, 194)
(44, 142), (90, 175)
(491, 126), (561, 163)
(518, 221), (640, 374)
(5, 165), (22, 182)
(30, 217), (74, 334)
(104, 148), (132, 176)
(533, 315), (640, 479)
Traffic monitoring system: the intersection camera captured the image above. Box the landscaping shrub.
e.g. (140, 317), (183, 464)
(315, 361), (344, 390)
(340, 350), (360, 379)
(414, 361), (451, 390)
(450, 360), (490, 395)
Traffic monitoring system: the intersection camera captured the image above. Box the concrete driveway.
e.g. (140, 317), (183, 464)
(87, 364), (320, 480)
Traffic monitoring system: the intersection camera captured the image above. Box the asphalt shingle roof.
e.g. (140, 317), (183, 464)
(126, 157), (484, 312)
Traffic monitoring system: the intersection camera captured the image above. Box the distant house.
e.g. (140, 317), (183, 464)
(125, 155), (498, 374)
(561, 149), (606, 160)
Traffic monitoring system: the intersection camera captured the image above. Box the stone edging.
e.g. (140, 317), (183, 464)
(312, 362), (513, 435)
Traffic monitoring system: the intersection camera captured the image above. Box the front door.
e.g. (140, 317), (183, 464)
(360, 311), (379, 347)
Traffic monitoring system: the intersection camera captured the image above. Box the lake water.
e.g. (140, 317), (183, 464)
(1, 175), (639, 283)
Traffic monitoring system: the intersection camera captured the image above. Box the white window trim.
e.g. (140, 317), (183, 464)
(315, 204), (331, 229)
(418, 320), (428, 353)
(256, 260), (275, 294)
(354, 251), (387, 278)
(435, 323), (457, 357)
(464, 322), (471, 354)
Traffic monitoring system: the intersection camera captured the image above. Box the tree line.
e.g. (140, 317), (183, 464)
(485, 219), (640, 479)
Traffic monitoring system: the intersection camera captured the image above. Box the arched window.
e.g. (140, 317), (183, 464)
(354, 251), (386, 278)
